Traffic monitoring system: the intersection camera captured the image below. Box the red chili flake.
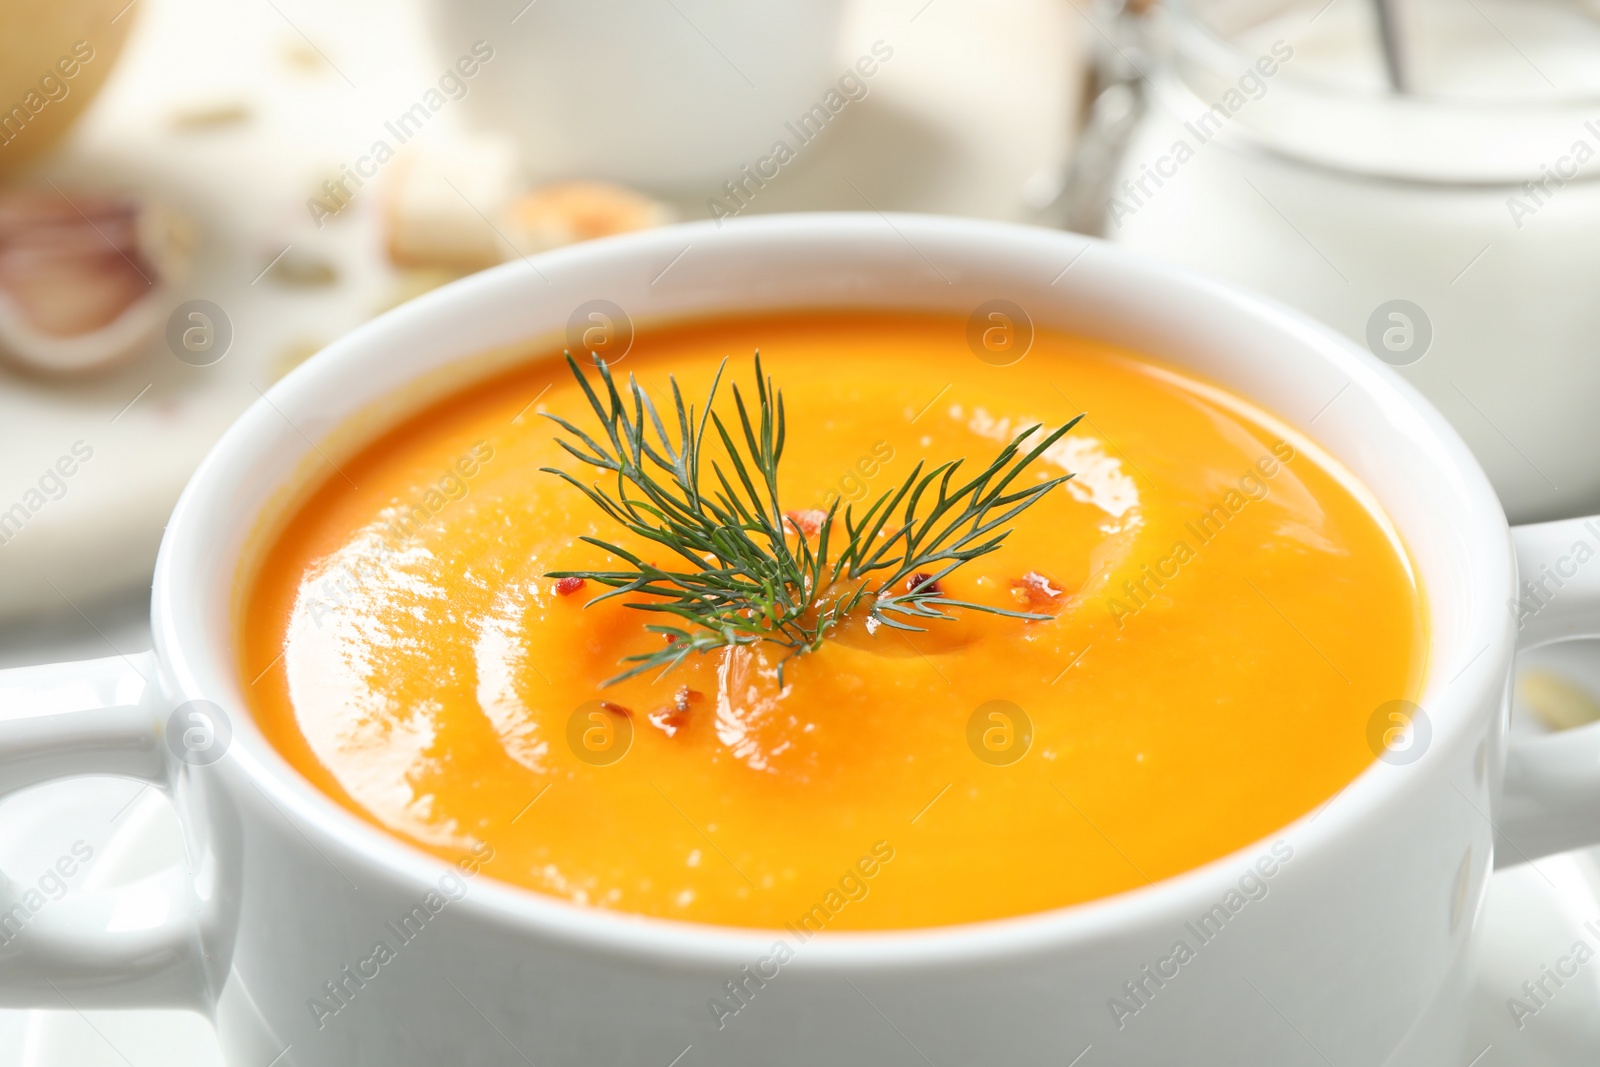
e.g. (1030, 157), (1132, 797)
(554, 576), (587, 596)
(598, 701), (632, 719)
(649, 687), (702, 737)
(784, 509), (827, 538)
(1010, 570), (1066, 613)
(906, 572), (941, 595)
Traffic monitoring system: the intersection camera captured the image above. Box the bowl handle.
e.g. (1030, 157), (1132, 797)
(0, 652), (206, 1009)
(1498, 517), (1600, 864)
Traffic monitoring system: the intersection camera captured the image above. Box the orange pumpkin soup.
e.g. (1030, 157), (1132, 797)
(241, 311), (1425, 930)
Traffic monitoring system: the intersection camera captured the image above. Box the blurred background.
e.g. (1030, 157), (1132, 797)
(4, 0), (1600, 1061)
(0, 0), (1083, 668)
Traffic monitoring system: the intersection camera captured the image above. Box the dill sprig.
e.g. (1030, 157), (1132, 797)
(542, 353), (1082, 685)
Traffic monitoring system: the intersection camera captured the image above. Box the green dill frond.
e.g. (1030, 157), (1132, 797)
(543, 352), (1081, 685)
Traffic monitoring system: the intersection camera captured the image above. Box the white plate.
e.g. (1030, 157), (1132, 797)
(0, 780), (223, 1067)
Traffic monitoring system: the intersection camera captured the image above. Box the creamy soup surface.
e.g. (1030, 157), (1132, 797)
(242, 312), (1426, 930)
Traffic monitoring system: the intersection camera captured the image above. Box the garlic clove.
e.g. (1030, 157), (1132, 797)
(0, 189), (195, 375)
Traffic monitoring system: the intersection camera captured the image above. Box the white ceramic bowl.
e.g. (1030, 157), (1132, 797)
(4, 214), (1600, 1066)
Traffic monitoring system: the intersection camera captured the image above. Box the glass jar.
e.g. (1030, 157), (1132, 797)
(1070, 0), (1600, 523)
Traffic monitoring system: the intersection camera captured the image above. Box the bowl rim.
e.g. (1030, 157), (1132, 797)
(152, 211), (1514, 968)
